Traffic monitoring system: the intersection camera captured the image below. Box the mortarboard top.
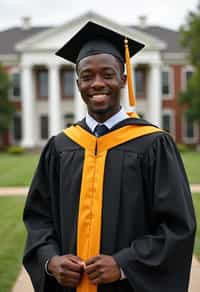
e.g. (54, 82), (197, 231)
(55, 21), (145, 65)
(56, 21), (145, 109)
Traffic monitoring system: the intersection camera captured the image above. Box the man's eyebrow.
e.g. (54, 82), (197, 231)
(78, 68), (93, 75)
(79, 65), (115, 73)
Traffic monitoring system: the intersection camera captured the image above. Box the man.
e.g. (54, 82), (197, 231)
(23, 21), (196, 292)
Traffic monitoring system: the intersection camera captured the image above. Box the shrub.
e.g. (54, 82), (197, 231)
(7, 146), (25, 155)
(177, 144), (191, 153)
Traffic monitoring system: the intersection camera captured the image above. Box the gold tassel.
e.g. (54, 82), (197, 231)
(124, 38), (136, 108)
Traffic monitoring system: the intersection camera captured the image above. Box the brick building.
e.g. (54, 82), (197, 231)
(0, 12), (199, 147)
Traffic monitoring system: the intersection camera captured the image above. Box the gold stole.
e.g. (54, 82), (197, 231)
(63, 124), (162, 292)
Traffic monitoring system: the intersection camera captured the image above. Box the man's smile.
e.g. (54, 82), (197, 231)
(90, 94), (109, 103)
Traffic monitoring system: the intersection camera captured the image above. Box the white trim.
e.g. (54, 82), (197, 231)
(48, 63), (62, 136)
(21, 64), (37, 148)
(147, 63), (162, 127)
(181, 65), (195, 91)
(162, 108), (176, 138)
(182, 114), (199, 144)
(16, 11), (166, 52)
(162, 52), (187, 64)
(0, 54), (18, 65)
(162, 66), (174, 100)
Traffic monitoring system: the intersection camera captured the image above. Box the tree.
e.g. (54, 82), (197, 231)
(0, 64), (14, 137)
(180, 3), (200, 122)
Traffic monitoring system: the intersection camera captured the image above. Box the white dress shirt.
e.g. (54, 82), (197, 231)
(85, 107), (129, 134)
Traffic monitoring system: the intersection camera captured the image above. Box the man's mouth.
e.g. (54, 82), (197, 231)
(91, 94), (107, 101)
(90, 94), (108, 102)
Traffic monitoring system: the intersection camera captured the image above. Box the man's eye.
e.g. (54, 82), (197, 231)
(104, 73), (113, 79)
(81, 75), (92, 81)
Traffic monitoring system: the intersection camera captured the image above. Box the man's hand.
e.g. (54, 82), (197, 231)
(47, 254), (84, 287)
(85, 254), (121, 285)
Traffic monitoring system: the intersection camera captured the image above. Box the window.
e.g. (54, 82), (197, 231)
(183, 114), (198, 143)
(184, 116), (195, 139)
(38, 70), (48, 98)
(185, 70), (193, 88)
(62, 68), (74, 98)
(13, 115), (22, 141)
(162, 110), (175, 136)
(186, 71), (193, 83)
(162, 68), (173, 98)
(186, 118), (194, 139)
(12, 73), (21, 98)
(64, 113), (74, 128)
(162, 71), (169, 95)
(135, 68), (145, 97)
(182, 67), (194, 90)
(162, 113), (171, 133)
(40, 115), (49, 139)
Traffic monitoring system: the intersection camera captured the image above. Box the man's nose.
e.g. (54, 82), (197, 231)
(91, 75), (105, 88)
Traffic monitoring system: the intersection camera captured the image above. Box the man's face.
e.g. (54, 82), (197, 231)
(77, 53), (126, 121)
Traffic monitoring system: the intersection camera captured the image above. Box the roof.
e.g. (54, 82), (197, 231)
(0, 27), (51, 55)
(130, 25), (185, 53)
(0, 24), (184, 56)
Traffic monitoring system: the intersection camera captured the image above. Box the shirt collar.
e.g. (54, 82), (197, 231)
(85, 107), (129, 133)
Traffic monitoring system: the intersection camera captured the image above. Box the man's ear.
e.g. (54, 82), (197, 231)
(121, 74), (127, 88)
(76, 78), (80, 91)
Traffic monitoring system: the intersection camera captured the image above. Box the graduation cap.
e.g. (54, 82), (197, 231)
(56, 21), (145, 109)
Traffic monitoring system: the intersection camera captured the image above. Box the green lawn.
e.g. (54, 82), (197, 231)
(0, 196), (26, 292)
(181, 151), (200, 184)
(0, 153), (39, 186)
(0, 151), (199, 187)
(193, 193), (200, 259)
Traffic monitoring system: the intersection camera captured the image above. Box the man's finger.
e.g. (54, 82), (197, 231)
(87, 269), (101, 281)
(61, 260), (83, 272)
(85, 262), (98, 274)
(66, 255), (83, 263)
(85, 256), (100, 266)
(61, 269), (81, 280)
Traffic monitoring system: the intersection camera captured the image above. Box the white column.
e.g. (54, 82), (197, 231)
(121, 64), (136, 113)
(48, 64), (62, 136)
(147, 63), (162, 127)
(74, 77), (86, 122)
(21, 65), (36, 148)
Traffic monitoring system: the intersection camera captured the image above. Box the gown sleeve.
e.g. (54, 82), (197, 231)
(114, 133), (196, 292)
(23, 137), (60, 292)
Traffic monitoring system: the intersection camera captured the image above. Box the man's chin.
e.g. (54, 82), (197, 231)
(93, 108), (110, 114)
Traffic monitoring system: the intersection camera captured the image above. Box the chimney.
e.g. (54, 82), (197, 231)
(138, 15), (148, 28)
(21, 16), (31, 30)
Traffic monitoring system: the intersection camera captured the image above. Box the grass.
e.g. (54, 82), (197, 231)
(0, 150), (199, 187)
(181, 151), (200, 184)
(193, 193), (200, 259)
(0, 153), (39, 186)
(0, 196), (26, 292)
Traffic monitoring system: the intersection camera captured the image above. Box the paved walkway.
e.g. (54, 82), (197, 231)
(0, 187), (29, 196)
(11, 257), (200, 292)
(1, 184), (200, 196)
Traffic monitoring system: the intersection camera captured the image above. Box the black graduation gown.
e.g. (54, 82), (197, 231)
(23, 118), (196, 292)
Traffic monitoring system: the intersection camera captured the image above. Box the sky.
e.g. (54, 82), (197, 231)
(0, 0), (199, 31)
